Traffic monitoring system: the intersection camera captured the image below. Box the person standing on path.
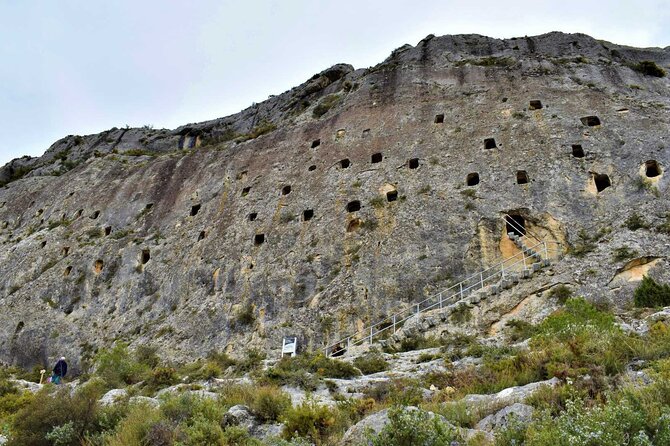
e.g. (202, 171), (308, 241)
(51, 357), (67, 384)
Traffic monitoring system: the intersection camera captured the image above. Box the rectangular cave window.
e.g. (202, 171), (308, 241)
(529, 100), (543, 110)
(339, 159), (351, 169)
(41, 240), (47, 248)
(198, 230), (206, 241)
(466, 172), (480, 186)
(580, 116), (601, 126)
(311, 139), (321, 148)
(242, 186), (251, 197)
(75, 209), (83, 218)
(371, 153), (383, 163)
(91, 210), (100, 219)
(62, 246), (70, 257)
(516, 170), (529, 184)
(254, 233), (265, 245)
(145, 203), (154, 210)
(645, 160), (661, 178)
(248, 212), (258, 221)
(104, 226), (112, 236)
(346, 200), (361, 212)
(386, 190), (398, 202)
(94, 259), (104, 274)
(434, 114), (444, 124)
(572, 144), (585, 158)
(308, 165), (317, 171)
(303, 209), (314, 221)
(484, 138), (497, 150)
(178, 135), (186, 149)
(141, 249), (151, 264)
(506, 215), (526, 237)
(408, 158), (419, 169)
(594, 173), (611, 192)
(191, 204), (201, 216)
(336, 129), (346, 138)
(282, 185), (292, 195)
(362, 129), (371, 138)
(63, 266), (72, 277)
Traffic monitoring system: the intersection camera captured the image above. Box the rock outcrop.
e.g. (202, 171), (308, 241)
(0, 32), (669, 372)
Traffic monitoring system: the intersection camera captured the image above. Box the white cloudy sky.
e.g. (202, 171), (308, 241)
(0, 0), (668, 167)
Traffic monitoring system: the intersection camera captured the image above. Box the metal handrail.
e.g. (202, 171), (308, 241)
(502, 214), (564, 250)
(325, 241), (550, 356)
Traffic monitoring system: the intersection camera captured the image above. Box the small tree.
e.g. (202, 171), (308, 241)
(634, 276), (670, 307)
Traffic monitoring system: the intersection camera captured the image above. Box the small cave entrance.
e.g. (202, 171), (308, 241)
(14, 321), (24, 334)
(242, 186), (251, 197)
(63, 266), (72, 277)
(516, 170), (529, 184)
(303, 209), (314, 221)
(336, 129), (346, 138)
(371, 153), (383, 163)
(362, 129), (371, 138)
(386, 190), (398, 202)
(104, 226), (112, 236)
(75, 209), (83, 219)
(40, 240), (47, 248)
(191, 204), (201, 216)
(346, 200), (361, 212)
(281, 185), (292, 195)
(198, 230), (206, 241)
(580, 116), (601, 126)
(594, 173), (611, 192)
(484, 138), (497, 150)
(347, 218), (362, 232)
(90, 210), (100, 219)
(466, 172), (480, 186)
(434, 114), (445, 124)
(308, 165), (317, 171)
(572, 144), (585, 158)
(529, 100), (543, 110)
(141, 249), (151, 265)
(505, 214), (526, 237)
(145, 203), (154, 210)
(645, 160), (661, 178)
(94, 259), (104, 274)
(408, 158), (419, 169)
(248, 212), (258, 221)
(311, 139), (321, 148)
(254, 233), (265, 246)
(339, 159), (351, 169)
(62, 246), (70, 257)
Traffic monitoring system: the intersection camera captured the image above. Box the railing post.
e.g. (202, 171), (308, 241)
(347, 337), (351, 351)
(480, 272), (484, 288)
(501, 262), (505, 279)
(416, 303), (420, 314)
(370, 326), (374, 343)
(543, 241), (548, 259)
(459, 282), (463, 299)
(439, 292), (443, 309)
(522, 248), (526, 270)
(393, 315), (396, 333)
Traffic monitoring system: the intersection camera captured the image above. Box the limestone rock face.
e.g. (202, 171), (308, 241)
(0, 32), (669, 370)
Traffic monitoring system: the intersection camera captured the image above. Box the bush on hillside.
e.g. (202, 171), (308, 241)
(634, 276), (670, 307)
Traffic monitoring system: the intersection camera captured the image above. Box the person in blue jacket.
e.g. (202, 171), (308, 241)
(51, 357), (67, 384)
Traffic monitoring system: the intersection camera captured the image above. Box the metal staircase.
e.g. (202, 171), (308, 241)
(324, 214), (562, 357)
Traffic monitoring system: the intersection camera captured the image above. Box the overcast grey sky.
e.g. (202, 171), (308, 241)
(0, 0), (668, 167)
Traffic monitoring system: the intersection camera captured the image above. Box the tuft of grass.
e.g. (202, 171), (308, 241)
(624, 212), (651, 230)
(353, 351), (389, 375)
(630, 60), (666, 77)
(312, 94), (341, 118)
(613, 246), (639, 262)
(634, 276), (670, 308)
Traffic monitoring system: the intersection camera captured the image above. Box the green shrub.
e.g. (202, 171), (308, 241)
(234, 303), (256, 327)
(239, 120), (277, 141)
(282, 401), (339, 445)
(8, 379), (108, 446)
(312, 95), (341, 118)
(365, 406), (462, 446)
(634, 276), (670, 307)
(353, 352), (389, 375)
(506, 319), (538, 341)
(135, 345), (160, 369)
(249, 386), (292, 423)
(181, 416), (225, 445)
(146, 366), (178, 391)
(547, 284), (573, 303)
(95, 342), (149, 387)
(624, 212), (650, 230)
(613, 246), (639, 261)
(631, 60), (666, 77)
(369, 196), (385, 209)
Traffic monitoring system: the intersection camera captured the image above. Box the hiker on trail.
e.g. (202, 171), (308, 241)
(51, 357), (67, 384)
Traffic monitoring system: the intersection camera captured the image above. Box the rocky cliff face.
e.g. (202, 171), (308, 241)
(0, 32), (668, 373)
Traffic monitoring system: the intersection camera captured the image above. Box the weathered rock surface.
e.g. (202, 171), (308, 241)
(462, 377), (560, 407)
(99, 388), (128, 406)
(0, 31), (669, 370)
(476, 402), (534, 431)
